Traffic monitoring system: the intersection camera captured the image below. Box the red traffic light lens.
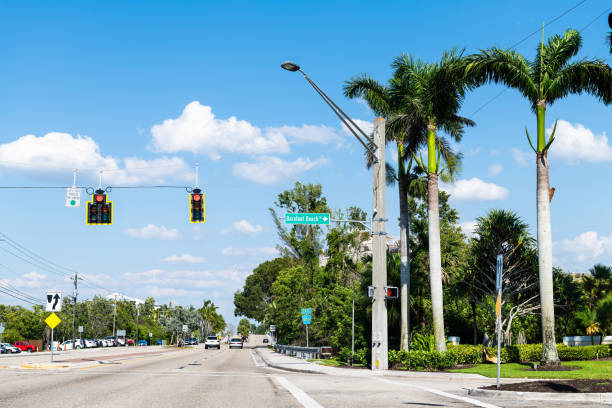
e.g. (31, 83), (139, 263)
(193, 194), (201, 202)
(387, 289), (392, 297)
(95, 194), (104, 202)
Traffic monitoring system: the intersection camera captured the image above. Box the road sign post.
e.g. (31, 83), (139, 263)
(285, 213), (330, 225)
(301, 308), (311, 347)
(45, 313), (61, 362)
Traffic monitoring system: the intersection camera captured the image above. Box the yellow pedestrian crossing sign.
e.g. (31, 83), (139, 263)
(45, 313), (61, 329)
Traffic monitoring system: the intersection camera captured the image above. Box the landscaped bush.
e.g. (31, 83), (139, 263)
(353, 348), (368, 365)
(446, 344), (483, 364)
(557, 344), (610, 361)
(389, 349), (456, 370)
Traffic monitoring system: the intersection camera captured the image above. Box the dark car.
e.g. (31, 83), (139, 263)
(263, 338), (269, 344)
(185, 337), (198, 345)
(0, 345), (7, 354)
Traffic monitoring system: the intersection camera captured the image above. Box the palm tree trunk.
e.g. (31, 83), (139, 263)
(427, 171), (446, 352)
(536, 102), (560, 366)
(399, 170), (410, 351)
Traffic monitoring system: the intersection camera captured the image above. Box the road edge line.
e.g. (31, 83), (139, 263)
(376, 378), (502, 408)
(274, 376), (325, 408)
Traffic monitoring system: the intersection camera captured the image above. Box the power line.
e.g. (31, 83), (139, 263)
(0, 185), (189, 189)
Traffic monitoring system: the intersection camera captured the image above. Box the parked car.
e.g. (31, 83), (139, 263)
(14, 341), (38, 352)
(0, 345), (7, 354)
(0, 343), (21, 353)
(262, 338), (269, 344)
(229, 338), (243, 349)
(137, 340), (147, 346)
(59, 339), (84, 350)
(127, 339), (134, 346)
(156, 339), (163, 345)
(83, 339), (97, 348)
(116, 337), (126, 346)
(103, 336), (118, 346)
(185, 337), (198, 345)
(204, 336), (220, 350)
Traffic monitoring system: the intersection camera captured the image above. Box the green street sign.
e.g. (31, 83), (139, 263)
(285, 213), (330, 225)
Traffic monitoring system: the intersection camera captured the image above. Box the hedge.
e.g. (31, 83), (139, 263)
(388, 344), (612, 370)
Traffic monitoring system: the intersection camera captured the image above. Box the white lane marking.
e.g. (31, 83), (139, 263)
(250, 350), (262, 367)
(376, 378), (501, 408)
(275, 376), (324, 408)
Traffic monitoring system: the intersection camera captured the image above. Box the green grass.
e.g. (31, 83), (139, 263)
(307, 359), (365, 367)
(450, 360), (612, 379)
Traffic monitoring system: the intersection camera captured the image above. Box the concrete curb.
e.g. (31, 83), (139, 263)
(469, 387), (612, 403)
(254, 348), (323, 375)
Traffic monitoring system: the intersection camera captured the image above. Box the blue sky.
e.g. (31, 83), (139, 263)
(0, 1), (610, 328)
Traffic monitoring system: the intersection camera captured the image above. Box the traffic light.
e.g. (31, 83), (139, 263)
(385, 286), (398, 299)
(86, 190), (113, 225)
(190, 188), (205, 223)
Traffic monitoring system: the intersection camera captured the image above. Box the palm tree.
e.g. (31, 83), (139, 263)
(390, 49), (474, 352)
(465, 29), (612, 365)
(582, 264), (612, 310)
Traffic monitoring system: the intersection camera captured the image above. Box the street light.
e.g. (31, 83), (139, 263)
(281, 61), (389, 370)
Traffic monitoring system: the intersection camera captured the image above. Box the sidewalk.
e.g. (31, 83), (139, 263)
(255, 346), (495, 381)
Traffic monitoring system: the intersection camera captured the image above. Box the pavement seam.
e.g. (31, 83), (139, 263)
(274, 375), (325, 408)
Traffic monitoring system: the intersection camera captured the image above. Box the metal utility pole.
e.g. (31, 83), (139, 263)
(112, 299), (117, 337)
(135, 304), (140, 346)
(280, 61), (388, 371)
(371, 118), (388, 370)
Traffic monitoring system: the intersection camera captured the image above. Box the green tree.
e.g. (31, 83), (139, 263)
(389, 50), (473, 352)
(237, 318), (251, 338)
(465, 28), (612, 365)
(553, 267), (583, 338)
(581, 264), (612, 311)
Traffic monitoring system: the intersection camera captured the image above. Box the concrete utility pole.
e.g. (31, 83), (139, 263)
(371, 118), (388, 371)
(72, 272), (78, 343)
(280, 61), (388, 371)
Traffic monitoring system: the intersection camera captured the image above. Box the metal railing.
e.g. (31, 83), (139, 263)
(274, 344), (332, 360)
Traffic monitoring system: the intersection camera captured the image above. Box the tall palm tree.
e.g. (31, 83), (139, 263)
(582, 264), (612, 310)
(390, 49), (474, 352)
(465, 28), (612, 365)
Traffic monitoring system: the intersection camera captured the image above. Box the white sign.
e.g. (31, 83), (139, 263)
(65, 187), (82, 208)
(46, 292), (62, 312)
(149, 332), (152, 337)
(0, 326), (4, 334)
(182, 325), (188, 332)
(117, 330), (126, 336)
(270, 325), (276, 332)
(78, 326), (83, 333)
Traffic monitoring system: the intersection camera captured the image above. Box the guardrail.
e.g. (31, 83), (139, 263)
(274, 344), (332, 359)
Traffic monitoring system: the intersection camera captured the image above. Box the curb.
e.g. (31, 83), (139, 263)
(468, 387), (612, 403)
(254, 348), (323, 375)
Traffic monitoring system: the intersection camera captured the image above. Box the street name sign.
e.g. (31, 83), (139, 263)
(149, 332), (152, 337)
(182, 325), (188, 332)
(285, 213), (330, 225)
(78, 326), (83, 333)
(301, 308), (312, 315)
(45, 313), (61, 329)
(65, 187), (82, 208)
(117, 330), (126, 336)
(46, 292), (62, 312)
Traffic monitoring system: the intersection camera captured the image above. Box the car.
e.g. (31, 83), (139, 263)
(103, 336), (118, 346)
(156, 339), (163, 345)
(204, 336), (220, 350)
(14, 341), (38, 352)
(0, 343), (21, 354)
(262, 338), (269, 344)
(116, 337), (126, 346)
(185, 337), (198, 345)
(83, 339), (97, 348)
(127, 339), (134, 346)
(137, 340), (147, 346)
(229, 338), (243, 349)
(0, 345), (7, 354)
(59, 339), (84, 350)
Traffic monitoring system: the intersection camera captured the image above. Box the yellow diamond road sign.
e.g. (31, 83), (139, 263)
(45, 313), (61, 329)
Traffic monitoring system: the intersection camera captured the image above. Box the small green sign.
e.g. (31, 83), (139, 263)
(285, 213), (330, 225)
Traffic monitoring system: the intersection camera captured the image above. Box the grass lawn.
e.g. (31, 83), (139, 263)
(450, 360), (612, 379)
(307, 359), (365, 368)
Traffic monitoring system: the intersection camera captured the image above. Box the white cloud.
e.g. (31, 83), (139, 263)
(490, 149), (500, 156)
(0, 132), (191, 185)
(150, 101), (347, 159)
(11, 271), (47, 289)
(554, 231), (612, 272)
(548, 120), (612, 163)
(511, 148), (531, 166)
(460, 221), (477, 238)
(340, 118), (374, 139)
(488, 163), (502, 177)
(221, 246), (279, 257)
(442, 178), (508, 201)
(163, 254), (205, 263)
(232, 156), (328, 185)
(124, 224), (180, 240)
(221, 220), (263, 236)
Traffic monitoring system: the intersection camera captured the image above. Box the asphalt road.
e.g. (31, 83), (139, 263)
(0, 342), (604, 408)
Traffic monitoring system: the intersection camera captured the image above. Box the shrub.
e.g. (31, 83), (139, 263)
(390, 349), (456, 370)
(354, 348), (368, 365)
(338, 347), (352, 363)
(447, 344), (483, 365)
(557, 344), (610, 361)
(410, 333), (435, 352)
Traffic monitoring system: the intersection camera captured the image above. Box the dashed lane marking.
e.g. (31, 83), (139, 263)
(376, 378), (502, 408)
(274, 376), (324, 408)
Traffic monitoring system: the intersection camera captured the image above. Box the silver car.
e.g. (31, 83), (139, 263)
(0, 343), (20, 353)
(228, 338), (243, 349)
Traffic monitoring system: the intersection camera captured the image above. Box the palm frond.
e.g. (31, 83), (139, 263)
(343, 75), (392, 117)
(547, 59), (612, 105)
(536, 29), (582, 83)
(465, 48), (538, 103)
